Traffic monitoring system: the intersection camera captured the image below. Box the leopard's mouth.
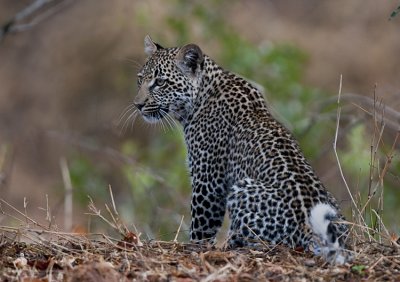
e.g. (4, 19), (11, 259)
(140, 106), (169, 124)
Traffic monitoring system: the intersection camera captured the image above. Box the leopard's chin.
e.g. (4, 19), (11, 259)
(142, 115), (162, 123)
(140, 109), (167, 124)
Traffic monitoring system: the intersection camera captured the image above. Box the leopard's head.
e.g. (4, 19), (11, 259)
(135, 35), (204, 124)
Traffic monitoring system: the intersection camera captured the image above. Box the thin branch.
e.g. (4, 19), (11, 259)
(11, 0), (73, 33)
(173, 215), (184, 242)
(15, 0), (53, 21)
(0, 0), (74, 41)
(333, 75), (357, 209)
(108, 185), (119, 217)
(86, 196), (117, 230)
(310, 92), (400, 133)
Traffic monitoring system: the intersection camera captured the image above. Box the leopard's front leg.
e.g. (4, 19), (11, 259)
(189, 177), (227, 244)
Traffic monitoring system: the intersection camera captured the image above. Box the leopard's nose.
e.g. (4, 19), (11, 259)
(134, 102), (145, 111)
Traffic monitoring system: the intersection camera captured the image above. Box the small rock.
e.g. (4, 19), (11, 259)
(304, 259), (316, 267)
(13, 254), (27, 269)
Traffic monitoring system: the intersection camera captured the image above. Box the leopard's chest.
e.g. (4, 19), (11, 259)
(183, 102), (233, 182)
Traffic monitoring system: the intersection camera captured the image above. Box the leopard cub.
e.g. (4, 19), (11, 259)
(134, 35), (350, 264)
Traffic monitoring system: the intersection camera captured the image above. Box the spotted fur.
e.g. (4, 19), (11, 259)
(134, 36), (349, 263)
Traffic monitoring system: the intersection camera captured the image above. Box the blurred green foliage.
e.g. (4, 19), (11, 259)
(120, 132), (190, 240)
(67, 0), (400, 240)
(69, 155), (108, 205)
(340, 124), (371, 178)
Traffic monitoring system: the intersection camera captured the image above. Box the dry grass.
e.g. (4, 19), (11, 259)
(1, 225), (400, 281)
(1, 189), (400, 282)
(1, 232), (400, 281)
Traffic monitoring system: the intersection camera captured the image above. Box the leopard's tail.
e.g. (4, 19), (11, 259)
(309, 203), (351, 265)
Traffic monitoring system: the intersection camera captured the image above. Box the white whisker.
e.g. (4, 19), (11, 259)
(164, 114), (175, 131)
(130, 111), (139, 132)
(160, 109), (175, 131)
(169, 108), (187, 124)
(121, 109), (137, 135)
(125, 58), (142, 70)
(118, 104), (136, 125)
(122, 111), (135, 132)
(159, 110), (169, 131)
(159, 115), (166, 133)
(168, 113), (180, 129)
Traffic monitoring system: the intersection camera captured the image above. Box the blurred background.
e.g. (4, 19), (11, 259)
(0, 0), (399, 241)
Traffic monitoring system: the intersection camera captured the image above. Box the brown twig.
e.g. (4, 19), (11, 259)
(0, 198), (50, 230)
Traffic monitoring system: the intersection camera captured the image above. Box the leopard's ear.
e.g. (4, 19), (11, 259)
(144, 35), (163, 56)
(176, 44), (204, 76)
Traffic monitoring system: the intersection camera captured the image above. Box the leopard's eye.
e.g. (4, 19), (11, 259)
(155, 77), (166, 86)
